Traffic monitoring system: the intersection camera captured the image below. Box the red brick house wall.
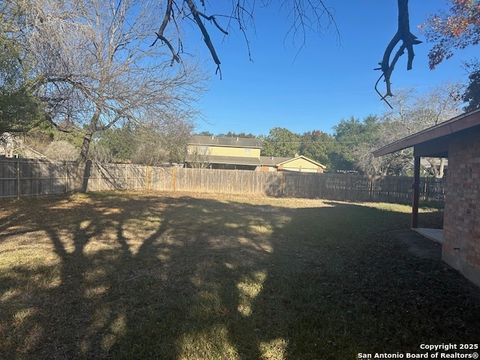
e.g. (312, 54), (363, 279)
(443, 127), (480, 286)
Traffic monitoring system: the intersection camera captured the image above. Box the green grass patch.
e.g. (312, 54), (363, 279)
(0, 192), (477, 359)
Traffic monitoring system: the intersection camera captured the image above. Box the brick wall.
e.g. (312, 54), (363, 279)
(443, 127), (480, 287)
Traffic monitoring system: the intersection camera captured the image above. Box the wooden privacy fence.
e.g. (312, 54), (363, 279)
(0, 160), (445, 204)
(0, 158), (81, 198)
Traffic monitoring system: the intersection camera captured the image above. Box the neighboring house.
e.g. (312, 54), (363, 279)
(373, 109), (480, 287)
(0, 133), (49, 160)
(185, 136), (263, 170)
(185, 136), (327, 172)
(258, 155), (326, 173)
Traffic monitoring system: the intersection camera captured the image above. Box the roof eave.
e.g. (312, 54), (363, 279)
(187, 142), (262, 149)
(373, 109), (480, 157)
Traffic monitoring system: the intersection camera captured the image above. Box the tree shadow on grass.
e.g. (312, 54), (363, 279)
(0, 194), (479, 360)
(241, 203), (479, 359)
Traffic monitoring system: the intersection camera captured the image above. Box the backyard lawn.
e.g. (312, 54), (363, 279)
(0, 192), (479, 359)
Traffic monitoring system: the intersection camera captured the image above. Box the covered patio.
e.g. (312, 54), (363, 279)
(374, 109), (480, 287)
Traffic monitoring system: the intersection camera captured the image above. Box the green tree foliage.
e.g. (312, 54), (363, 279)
(463, 62), (480, 112)
(298, 130), (334, 167)
(218, 131), (256, 138)
(95, 126), (136, 162)
(92, 120), (192, 165)
(261, 128), (300, 157)
(0, 24), (45, 132)
(0, 35), (21, 90)
(195, 131), (214, 137)
(197, 131), (257, 138)
(335, 116), (381, 146)
(0, 90), (45, 132)
(331, 116), (381, 170)
(424, 1), (480, 113)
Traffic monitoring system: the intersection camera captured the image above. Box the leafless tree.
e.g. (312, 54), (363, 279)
(406, 85), (461, 178)
(186, 143), (211, 168)
(131, 115), (193, 165)
(356, 85), (462, 178)
(383, 84), (462, 132)
(5, 0), (202, 161)
(354, 120), (412, 179)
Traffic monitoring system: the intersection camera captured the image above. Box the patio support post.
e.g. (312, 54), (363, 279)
(412, 155), (421, 228)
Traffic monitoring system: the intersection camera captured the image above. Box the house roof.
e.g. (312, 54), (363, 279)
(185, 154), (261, 166)
(188, 135), (263, 149)
(184, 151), (327, 169)
(373, 109), (480, 157)
(259, 156), (291, 166)
(276, 155), (327, 169)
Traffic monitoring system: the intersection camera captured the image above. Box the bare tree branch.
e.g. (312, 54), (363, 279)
(185, 0), (222, 74)
(375, 0), (422, 103)
(150, 0), (337, 77)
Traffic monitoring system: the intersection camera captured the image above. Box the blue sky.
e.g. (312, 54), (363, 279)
(189, 1), (477, 135)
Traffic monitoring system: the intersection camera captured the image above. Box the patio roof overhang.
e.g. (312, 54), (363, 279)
(372, 109), (480, 230)
(373, 109), (480, 158)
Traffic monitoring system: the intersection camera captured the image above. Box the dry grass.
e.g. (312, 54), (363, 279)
(0, 192), (479, 360)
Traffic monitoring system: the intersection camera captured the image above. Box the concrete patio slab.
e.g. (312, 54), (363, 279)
(413, 228), (444, 244)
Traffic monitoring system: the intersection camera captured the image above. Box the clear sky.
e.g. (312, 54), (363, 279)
(190, 1), (477, 135)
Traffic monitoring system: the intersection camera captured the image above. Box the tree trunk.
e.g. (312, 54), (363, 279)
(80, 159), (92, 193)
(79, 109), (101, 192)
(79, 109), (101, 162)
(80, 133), (93, 162)
(79, 135), (93, 193)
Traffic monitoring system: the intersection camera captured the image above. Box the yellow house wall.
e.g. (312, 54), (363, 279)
(282, 167), (319, 173)
(188, 145), (260, 158)
(280, 158), (322, 171)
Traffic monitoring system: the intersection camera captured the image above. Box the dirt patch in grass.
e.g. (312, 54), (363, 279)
(0, 192), (478, 359)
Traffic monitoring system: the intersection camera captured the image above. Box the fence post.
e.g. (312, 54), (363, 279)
(16, 158), (20, 199)
(172, 167), (177, 192)
(368, 178), (373, 201)
(412, 156), (421, 229)
(124, 163), (128, 190)
(65, 161), (69, 194)
(145, 165), (152, 191)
